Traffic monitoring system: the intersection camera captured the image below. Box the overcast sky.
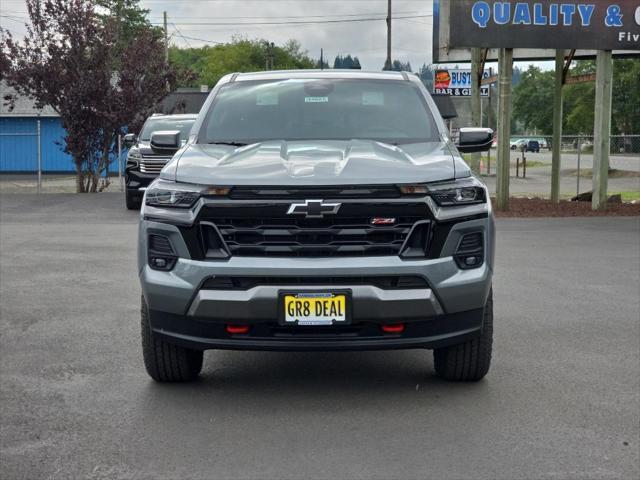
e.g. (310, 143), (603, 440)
(1, 0), (433, 69)
(142, 0), (434, 70)
(1, 0), (550, 71)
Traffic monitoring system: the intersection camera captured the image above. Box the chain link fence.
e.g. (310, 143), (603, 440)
(558, 135), (640, 155)
(0, 128), (126, 193)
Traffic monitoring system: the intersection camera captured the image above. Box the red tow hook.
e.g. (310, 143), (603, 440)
(381, 323), (405, 334)
(226, 324), (250, 334)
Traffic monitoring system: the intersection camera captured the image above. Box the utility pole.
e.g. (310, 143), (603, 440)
(470, 48), (483, 174)
(550, 50), (565, 203)
(320, 48), (324, 70)
(163, 11), (169, 92)
(265, 42), (275, 70)
(384, 0), (392, 70)
(163, 11), (168, 64)
(496, 48), (513, 211)
(592, 50), (613, 211)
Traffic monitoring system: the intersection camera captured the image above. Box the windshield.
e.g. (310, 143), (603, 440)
(200, 79), (439, 145)
(140, 118), (195, 142)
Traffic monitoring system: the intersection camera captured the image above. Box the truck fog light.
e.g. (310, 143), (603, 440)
(149, 256), (176, 271)
(464, 256), (480, 267)
(152, 258), (167, 268)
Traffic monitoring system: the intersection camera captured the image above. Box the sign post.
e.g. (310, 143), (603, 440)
(496, 48), (513, 211)
(36, 118), (42, 194)
(470, 48), (483, 174)
(551, 50), (565, 203)
(592, 50), (614, 210)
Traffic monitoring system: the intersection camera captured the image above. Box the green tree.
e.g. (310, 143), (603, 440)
(562, 61), (596, 134)
(417, 63), (433, 90)
(389, 60), (412, 72)
(512, 59), (640, 135)
(333, 55), (362, 69)
(170, 38), (316, 88)
(611, 58), (640, 134)
(512, 66), (554, 134)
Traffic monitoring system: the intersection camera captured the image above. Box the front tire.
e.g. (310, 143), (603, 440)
(141, 297), (203, 382)
(433, 289), (493, 381)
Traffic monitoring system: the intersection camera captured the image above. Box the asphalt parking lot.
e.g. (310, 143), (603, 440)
(1, 193), (639, 480)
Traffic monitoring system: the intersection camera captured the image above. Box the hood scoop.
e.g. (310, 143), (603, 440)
(282, 140), (349, 178)
(281, 140), (410, 178)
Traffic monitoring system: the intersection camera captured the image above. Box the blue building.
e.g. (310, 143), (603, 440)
(0, 83), (209, 173)
(0, 82), (76, 173)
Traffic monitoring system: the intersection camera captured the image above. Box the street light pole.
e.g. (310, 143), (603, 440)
(384, 0), (392, 70)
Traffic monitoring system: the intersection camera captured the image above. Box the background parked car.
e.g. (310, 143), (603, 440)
(124, 114), (197, 209)
(525, 140), (540, 153)
(510, 139), (527, 150)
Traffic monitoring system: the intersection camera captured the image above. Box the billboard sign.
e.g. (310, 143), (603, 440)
(432, 0), (640, 62)
(448, 0), (640, 50)
(433, 69), (491, 96)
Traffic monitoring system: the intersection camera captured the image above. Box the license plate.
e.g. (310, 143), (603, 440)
(283, 293), (347, 326)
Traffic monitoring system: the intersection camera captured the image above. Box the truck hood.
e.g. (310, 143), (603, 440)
(164, 139), (460, 186)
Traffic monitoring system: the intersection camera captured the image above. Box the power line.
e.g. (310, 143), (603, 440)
(149, 10), (426, 20)
(151, 14), (431, 26)
(171, 23), (192, 48)
(174, 33), (224, 45)
(0, 15), (28, 23)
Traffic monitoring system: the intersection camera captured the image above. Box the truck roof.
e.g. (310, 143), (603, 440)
(233, 69), (411, 82)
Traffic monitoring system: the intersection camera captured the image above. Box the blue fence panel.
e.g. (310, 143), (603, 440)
(1, 117), (122, 173)
(40, 117), (74, 172)
(0, 118), (39, 172)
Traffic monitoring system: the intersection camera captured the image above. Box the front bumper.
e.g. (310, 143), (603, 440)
(126, 169), (158, 193)
(139, 214), (493, 351)
(148, 306), (485, 351)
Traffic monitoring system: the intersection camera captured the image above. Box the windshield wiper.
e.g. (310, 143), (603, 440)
(208, 141), (248, 147)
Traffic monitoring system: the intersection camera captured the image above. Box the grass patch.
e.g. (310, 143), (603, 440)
(513, 160), (546, 168)
(614, 191), (640, 202)
(563, 168), (640, 178)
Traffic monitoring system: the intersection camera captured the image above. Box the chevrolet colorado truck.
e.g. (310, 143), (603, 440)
(138, 70), (495, 382)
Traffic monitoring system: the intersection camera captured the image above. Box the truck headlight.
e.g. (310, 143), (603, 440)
(145, 179), (230, 208)
(399, 178), (486, 206)
(128, 148), (142, 160)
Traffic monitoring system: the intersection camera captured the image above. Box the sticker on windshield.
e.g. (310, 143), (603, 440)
(362, 91), (384, 106)
(256, 92), (279, 106)
(304, 96), (329, 103)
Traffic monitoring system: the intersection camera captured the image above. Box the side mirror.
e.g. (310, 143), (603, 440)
(150, 130), (181, 152)
(123, 133), (137, 148)
(457, 128), (494, 153)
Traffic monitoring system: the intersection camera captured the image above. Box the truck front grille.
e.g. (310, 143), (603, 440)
(139, 155), (171, 173)
(199, 201), (430, 257)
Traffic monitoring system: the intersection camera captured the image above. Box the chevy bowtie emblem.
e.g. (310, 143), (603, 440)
(287, 199), (341, 218)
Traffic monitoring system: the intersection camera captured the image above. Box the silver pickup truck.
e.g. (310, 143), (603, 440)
(138, 70), (494, 383)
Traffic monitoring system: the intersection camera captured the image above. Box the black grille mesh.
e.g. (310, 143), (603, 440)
(215, 218), (419, 257)
(199, 201), (430, 257)
(149, 234), (174, 254)
(456, 232), (483, 253)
